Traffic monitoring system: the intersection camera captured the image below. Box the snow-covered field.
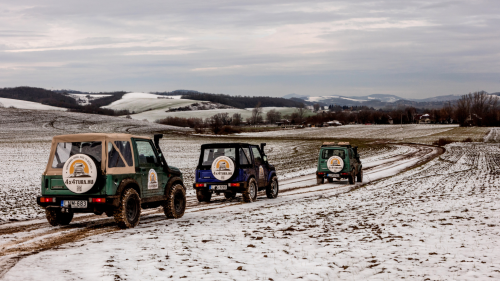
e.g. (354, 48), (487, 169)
(67, 94), (111, 106)
(0, 97), (66, 111)
(3, 142), (500, 280)
(131, 106), (314, 122)
(104, 92), (199, 114)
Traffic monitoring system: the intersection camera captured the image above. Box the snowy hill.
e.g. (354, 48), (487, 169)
(0, 97), (66, 111)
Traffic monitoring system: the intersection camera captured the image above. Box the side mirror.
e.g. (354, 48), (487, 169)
(263, 155), (268, 162)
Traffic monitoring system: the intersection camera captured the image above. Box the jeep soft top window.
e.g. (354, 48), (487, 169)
(136, 141), (158, 166)
(322, 149), (345, 159)
(201, 148), (236, 166)
(51, 142), (102, 168)
(251, 146), (263, 166)
(108, 141), (133, 168)
(239, 148), (251, 165)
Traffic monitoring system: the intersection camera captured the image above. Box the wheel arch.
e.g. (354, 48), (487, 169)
(116, 178), (141, 198)
(165, 176), (185, 193)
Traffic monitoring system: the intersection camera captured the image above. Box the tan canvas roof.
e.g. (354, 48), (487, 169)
(45, 133), (151, 175)
(52, 133), (150, 142)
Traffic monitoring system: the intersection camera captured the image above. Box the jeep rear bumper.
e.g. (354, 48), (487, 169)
(193, 182), (248, 193)
(37, 195), (120, 212)
(316, 171), (352, 179)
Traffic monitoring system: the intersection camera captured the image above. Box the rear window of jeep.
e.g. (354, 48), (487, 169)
(51, 142), (102, 168)
(322, 149), (345, 159)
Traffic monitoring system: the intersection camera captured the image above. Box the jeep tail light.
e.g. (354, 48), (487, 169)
(195, 183), (206, 188)
(317, 172), (325, 175)
(341, 172), (349, 176)
(229, 183), (240, 187)
(91, 198), (106, 203)
(40, 197), (56, 203)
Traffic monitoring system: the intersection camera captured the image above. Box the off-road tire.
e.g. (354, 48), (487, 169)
(164, 184), (186, 219)
(243, 178), (258, 203)
(224, 191), (236, 200)
(327, 178), (334, 183)
(316, 176), (324, 185)
(196, 189), (212, 202)
(348, 171), (355, 185)
(357, 169), (363, 183)
(105, 209), (114, 217)
(266, 176), (279, 199)
(114, 188), (141, 229)
(46, 208), (74, 226)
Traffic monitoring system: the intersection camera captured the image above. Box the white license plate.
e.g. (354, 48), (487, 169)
(61, 200), (88, 208)
(327, 173), (340, 178)
(210, 185), (227, 190)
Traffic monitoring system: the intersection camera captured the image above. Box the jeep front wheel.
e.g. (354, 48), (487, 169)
(164, 184), (186, 219)
(243, 178), (258, 203)
(266, 176), (279, 199)
(45, 208), (73, 226)
(114, 188), (141, 229)
(196, 189), (212, 202)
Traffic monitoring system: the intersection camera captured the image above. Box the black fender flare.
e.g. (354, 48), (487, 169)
(116, 178), (141, 198)
(165, 176), (185, 194)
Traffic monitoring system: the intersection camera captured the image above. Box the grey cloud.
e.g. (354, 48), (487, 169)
(1, 0), (499, 97)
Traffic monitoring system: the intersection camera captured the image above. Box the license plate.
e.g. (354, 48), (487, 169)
(210, 185), (227, 190)
(61, 200), (88, 208)
(327, 173), (340, 178)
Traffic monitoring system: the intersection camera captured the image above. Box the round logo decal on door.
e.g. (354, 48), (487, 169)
(327, 156), (344, 173)
(211, 156), (235, 181)
(148, 169), (159, 189)
(62, 154), (98, 194)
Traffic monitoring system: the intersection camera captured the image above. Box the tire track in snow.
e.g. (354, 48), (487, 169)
(0, 143), (443, 278)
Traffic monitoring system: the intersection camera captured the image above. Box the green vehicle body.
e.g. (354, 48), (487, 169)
(315, 142), (363, 184)
(37, 133), (186, 228)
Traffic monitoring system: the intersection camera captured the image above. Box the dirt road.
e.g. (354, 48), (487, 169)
(0, 143), (443, 278)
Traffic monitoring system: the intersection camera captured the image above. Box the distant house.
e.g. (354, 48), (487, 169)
(419, 114), (431, 124)
(388, 116), (393, 124)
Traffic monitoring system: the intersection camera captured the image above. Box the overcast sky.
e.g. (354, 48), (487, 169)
(0, 0), (499, 98)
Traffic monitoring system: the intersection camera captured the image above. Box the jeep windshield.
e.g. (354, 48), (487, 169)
(201, 147), (251, 166)
(51, 142), (102, 168)
(322, 149), (345, 159)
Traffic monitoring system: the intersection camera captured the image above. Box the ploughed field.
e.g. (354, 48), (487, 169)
(2, 142), (499, 280)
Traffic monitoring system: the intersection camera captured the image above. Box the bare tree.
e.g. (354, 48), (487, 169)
(266, 109), (281, 124)
(251, 102), (263, 125)
(232, 113), (242, 126)
(313, 103), (320, 112)
(455, 94), (472, 126)
(295, 103), (306, 124)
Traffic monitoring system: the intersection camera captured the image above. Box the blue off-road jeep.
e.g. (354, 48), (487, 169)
(193, 143), (279, 203)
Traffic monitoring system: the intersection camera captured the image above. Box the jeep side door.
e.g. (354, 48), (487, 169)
(134, 139), (166, 197)
(250, 146), (267, 187)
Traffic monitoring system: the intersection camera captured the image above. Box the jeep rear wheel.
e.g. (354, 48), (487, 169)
(266, 176), (279, 199)
(357, 169), (363, 183)
(196, 189), (212, 202)
(45, 208), (73, 226)
(224, 191), (236, 200)
(348, 171), (355, 185)
(164, 184), (186, 219)
(114, 188), (141, 229)
(316, 176), (324, 185)
(243, 178), (258, 203)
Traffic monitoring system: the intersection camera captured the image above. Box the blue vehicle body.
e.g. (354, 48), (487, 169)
(193, 143), (278, 202)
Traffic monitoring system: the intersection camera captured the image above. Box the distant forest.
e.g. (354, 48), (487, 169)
(0, 87), (129, 116)
(179, 92), (304, 109)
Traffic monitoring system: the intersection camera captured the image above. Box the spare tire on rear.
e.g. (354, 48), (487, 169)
(62, 154), (100, 194)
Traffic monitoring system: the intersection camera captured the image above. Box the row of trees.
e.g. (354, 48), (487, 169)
(305, 91), (499, 126)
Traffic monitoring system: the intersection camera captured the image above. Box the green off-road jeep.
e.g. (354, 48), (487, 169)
(37, 133), (186, 228)
(316, 142), (363, 185)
